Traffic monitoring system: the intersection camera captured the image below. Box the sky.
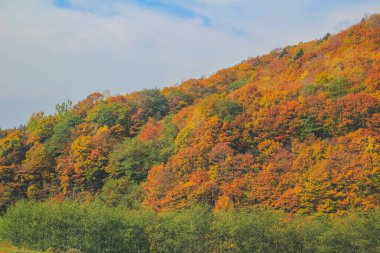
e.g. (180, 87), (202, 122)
(0, 0), (379, 129)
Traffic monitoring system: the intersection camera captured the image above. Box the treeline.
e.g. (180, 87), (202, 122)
(0, 14), (379, 215)
(0, 201), (379, 253)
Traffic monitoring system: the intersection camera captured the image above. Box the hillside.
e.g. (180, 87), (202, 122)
(0, 14), (379, 215)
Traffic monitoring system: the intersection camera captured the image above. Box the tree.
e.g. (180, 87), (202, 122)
(326, 78), (352, 99)
(26, 112), (57, 143)
(45, 111), (81, 157)
(55, 99), (73, 116)
(0, 130), (26, 166)
(21, 142), (56, 200)
(294, 48), (304, 61)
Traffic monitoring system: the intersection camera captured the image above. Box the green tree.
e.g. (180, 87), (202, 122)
(294, 48), (304, 61)
(45, 111), (81, 157)
(326, 78), (352, 99)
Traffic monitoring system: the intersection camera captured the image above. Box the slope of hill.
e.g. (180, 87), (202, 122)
(0, 14), (379, 215)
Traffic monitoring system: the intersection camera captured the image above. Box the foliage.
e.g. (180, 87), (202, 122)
(0, 201), (152, 253)
(98, 178), (144, 208)
(326, 77), (352, 99)
(0, 201), (379, 253)
(107, 118), (177, 183)
(294, 48), (304, 61)
(45, 111), (81, 157)
(0, 15), (379, 216)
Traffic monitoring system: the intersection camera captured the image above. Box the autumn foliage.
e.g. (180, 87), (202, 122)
(0, 15), (379, 215)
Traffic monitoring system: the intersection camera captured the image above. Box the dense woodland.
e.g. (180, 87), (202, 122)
(0, 14), (379, 252)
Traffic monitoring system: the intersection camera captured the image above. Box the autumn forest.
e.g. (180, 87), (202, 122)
(0, 14), (379, 253)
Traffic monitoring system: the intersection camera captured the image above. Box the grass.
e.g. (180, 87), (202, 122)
(0, 243), (44, 253)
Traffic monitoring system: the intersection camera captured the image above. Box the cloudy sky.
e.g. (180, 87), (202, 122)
(0, 0), (379, 128)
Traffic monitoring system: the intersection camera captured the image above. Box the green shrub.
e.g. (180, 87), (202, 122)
(326, 78), (352, 99)
(0, 201), (152, 253)
(147, 206), (212, 253)
(211, 208), (293, 253)
(0, 201), (379, 253)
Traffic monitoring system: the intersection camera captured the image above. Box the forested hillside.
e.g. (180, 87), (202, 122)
(0, 14), (379, 216)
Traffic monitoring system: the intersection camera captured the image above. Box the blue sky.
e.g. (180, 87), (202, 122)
(0, 0), (379, 128)
(55, 0), (203, 19)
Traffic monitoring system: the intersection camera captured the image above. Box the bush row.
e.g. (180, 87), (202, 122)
(0, 201), (379, 253)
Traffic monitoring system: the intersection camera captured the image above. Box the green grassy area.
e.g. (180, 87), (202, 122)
(0, 243), (44, 253)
